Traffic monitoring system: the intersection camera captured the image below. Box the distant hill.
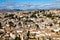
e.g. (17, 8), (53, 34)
(0, 8), (60, 12)
(0, 9), (23, 12)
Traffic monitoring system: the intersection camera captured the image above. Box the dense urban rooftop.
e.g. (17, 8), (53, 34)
(0, 9), (60, 40)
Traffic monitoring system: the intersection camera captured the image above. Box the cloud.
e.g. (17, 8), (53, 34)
(55, 0), (60, 1)
(0, 1), (60, 10)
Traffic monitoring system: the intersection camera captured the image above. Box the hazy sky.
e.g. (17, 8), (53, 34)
(0, 0), (60, 9)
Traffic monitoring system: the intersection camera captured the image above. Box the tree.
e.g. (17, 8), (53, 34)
(4, 14), (14, 19)
(49, 23), (53, 26)
(35, 24), (39, 29)
(46, 14), (52, 18)
(18, 22), (22, 26)
(9, 21), (14, 27)
(51, 30), (54, 32)
(48, 37), (52, 40)
(0, 22), (2, 29)
(30, 14), (37, 18)
(0, 32), (3, 35)
(15, 35), (21, 40)
(8, 14), (14, 19)
(27, 31), (30, 38)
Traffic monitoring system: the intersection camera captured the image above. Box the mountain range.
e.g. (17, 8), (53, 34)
(0, 8), (60, 12)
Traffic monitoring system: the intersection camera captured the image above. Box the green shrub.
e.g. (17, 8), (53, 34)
(15, 36), (21, 40)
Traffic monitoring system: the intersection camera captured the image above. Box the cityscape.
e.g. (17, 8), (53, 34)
(0, 0), (60, 40)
